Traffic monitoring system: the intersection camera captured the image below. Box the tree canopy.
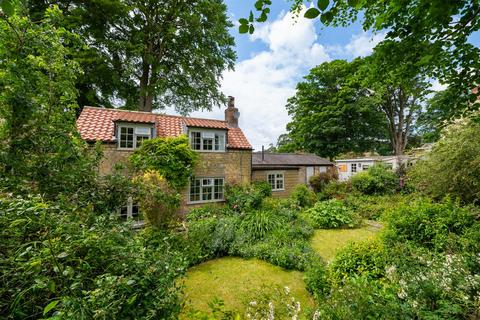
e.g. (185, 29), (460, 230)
(242, 0), (480, 110)
(0, 6), (99, 197)
(25, 0), (236, 113)
(284, 59), (388, 159)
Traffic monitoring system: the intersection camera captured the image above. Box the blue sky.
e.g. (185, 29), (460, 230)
(168, 1), (480, 151)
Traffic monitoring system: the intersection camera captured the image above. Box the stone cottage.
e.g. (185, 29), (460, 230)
(76, 97), (252, 216)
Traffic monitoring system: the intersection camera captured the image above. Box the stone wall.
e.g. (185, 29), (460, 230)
(98, 143), (132, 175)
(180, 149), (252, 214)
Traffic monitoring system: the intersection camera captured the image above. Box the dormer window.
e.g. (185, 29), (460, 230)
(117, 124), (153, 150)
(189, 129), (226, 152)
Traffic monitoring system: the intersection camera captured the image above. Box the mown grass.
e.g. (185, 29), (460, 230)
(180, 257), (314, 318)
(310, 223), (381, 261)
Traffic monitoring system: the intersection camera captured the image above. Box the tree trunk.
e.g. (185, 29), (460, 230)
(138, 59), (152, 112)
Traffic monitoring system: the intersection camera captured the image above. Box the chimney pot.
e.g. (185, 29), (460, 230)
(228, 96), (235, 108)
(225, 95), (239, 128)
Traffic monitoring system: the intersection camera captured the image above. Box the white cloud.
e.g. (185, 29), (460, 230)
(165, 13), (385, 150)
(345, 32), (385, 57)
(168, 8), (331, 151)
(430, 79), (448, 92)
(326, 31), (386, 58)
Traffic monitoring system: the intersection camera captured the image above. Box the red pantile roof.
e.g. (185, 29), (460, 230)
(77, 106), (252, 150)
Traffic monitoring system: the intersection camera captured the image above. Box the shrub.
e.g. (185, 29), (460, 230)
(253, 180), (273, 198)
(133, 170), (181, 229)
(185, 215), (240, 265)
(304, 259), (329, 299)
(240, 210), (283, 241)
(0, 194), (185, 319)
(186, 204), (232, 222)
(129, 135), (198, 189)
(225, 183), (271, 212)
(318, 180), (350, 200)
(408, 117), (480, 204)
(314, 276), (408, 319)
(342, 194), (415, 220)
(328, 239), (388, 284)
(290, 184), (317, 208)
(351, 164), (398, 195)
(309, 168), (338, 193)
(383, 199), (477, 251)
(303, 199), (357, 229)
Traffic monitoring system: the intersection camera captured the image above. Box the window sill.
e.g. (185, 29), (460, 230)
(193, 150), (227, 153)
(272, 189), (285, 192)
(187, 199), (225, 205)
(116, 148), (136, 151)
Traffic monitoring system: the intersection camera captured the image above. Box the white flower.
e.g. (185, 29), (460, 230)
(268, 301), (275, 320)
(249, 300), (257, 307)
(284, 286), (291, 295)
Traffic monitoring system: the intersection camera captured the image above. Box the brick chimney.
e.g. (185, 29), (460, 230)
(225, 96), (239, 128)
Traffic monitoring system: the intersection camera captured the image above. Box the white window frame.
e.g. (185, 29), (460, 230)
(118, 196), (140, 219)
(117, 123), (153, 150)
(267, 171), (285, 191)
(351, 163), (357, 173)
(188, 177), (225, 204)
(188, 129), (226, 152)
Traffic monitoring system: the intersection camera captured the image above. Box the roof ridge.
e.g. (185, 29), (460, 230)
(84, 106), (227, 123)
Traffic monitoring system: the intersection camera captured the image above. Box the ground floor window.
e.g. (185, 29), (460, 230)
(189, 177), (224, 203)
(267, 172), (284, 191)
(118, 196), (140, 219)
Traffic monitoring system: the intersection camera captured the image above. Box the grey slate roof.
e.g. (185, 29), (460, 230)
(252, 152), (333, 168)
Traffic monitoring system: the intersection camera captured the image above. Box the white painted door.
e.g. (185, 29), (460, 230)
(306, 166), (315, 184)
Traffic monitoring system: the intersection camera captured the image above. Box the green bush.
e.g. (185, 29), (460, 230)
(318, 180), (350, 200)
(240, 210), (283, 241)
(184, 215), (240, 265)
(290, 184), (317, 208)
(309, 168), (339, 193)
(186, 204), (232, 221)
(304, 259), (329, 299)
(342, 194), (415, 220)
(129, 135), (198, 189)
(383, 199), (478, 251)
(408, 117), (480, 204)
(328, 239), (388, 284)
(303, 199), (357, 229)
(314, 276), (408, 319)
(133, 170), (181, 229)
(225, 182), (271, 212)
(0, 194), (185, 319)
(350, 164), (398, 195)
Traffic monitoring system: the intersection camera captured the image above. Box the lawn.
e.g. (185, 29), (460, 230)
(310, 222), (381, 261)
(180, 257), (315, 318)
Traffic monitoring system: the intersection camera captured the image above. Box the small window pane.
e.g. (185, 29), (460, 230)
(214, 178), (224, 200)
(132, 203), (139, 217)
(120, 206), (128, 218)
(190, 179), (201, 202)
(215, 134), (225, 151)
(203, 138), (213, 150)
(190, 132), (201, 150)
(202, 186), (212, 201)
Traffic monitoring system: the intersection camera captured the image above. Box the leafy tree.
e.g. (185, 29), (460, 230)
(0, 7), (100, 199)
(418, 87), (472, 142)
(242, 0), (480, 109)
(27, 0), (236, 113)
(409, 115), (480, 204)
(359, 41), (430, 155)
(275, 133), (298, 153)
(284, 59), (388, 159)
